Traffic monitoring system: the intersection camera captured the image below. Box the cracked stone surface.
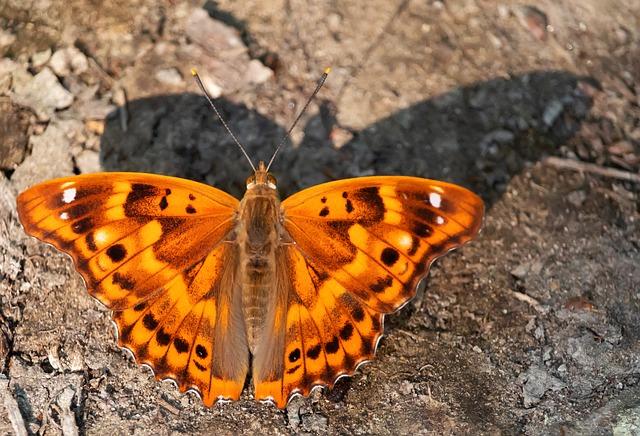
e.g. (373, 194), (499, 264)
(1, 0), (639, 434)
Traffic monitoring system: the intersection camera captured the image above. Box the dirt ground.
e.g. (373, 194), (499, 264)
(1, 0), (639, 434)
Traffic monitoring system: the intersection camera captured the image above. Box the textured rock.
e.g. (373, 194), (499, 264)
(49, 47), (89, 77)
(0, 98), (31, 170)
(11, 121), (75, 191)
(517, 366), (566, 408)
(11, 67), (73, 120)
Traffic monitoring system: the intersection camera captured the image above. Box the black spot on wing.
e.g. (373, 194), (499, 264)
(112, 272), (135, 290)
(325, 336), (339, 354)
(195, 344), (208, 359)
(339, 323), (353, 340)
(412, 221), (432, 237)
(307, 344), (322, 360)
(72, 217), (94, 234)
(408, 236), (420, 256)
(345, 199), (354, 213)
(156, 328), (171, 345)
(370, 275), (393, 293)
(288, 348), (301, 363)
(189, 194), (196, 201)
(186, 205), (196, 214)
(319, 206), (329, 217)
(173, 337), (189, 353)
(106, 244), (127, 262)
(142, 313), (159, 330)
(351, 305), (365, 322)
(133, 302), (146, 311)
(380, 247), (399, 266)
(85, 232), (98, 251)
(194, 361), (207, 371)
(159, 196), (168, 210)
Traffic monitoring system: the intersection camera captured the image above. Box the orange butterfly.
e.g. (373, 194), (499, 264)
(16, 70), (484, 409)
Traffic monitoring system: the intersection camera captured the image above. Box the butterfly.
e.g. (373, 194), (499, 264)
(15, 70), (484, 409)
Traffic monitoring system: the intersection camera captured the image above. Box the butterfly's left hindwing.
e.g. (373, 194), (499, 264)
(255, 176), (483, 407)
(17, 173), (249, 405)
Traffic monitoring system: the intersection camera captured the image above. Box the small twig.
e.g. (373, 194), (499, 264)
(0, 377), (28, 436)
(509, 290), (547, 314)
(158, 397), (181, 416)
(544, 156), (640, 184)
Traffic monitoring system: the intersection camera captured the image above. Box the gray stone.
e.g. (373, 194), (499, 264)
(0, 29), (16, 51)
(543, 100), (564, 127)
(49, 47), (89, 77)
(75, 149), (101, 173)
(244, 59), (273, 84)
(155, 67), (184, 86)
(185, 9), (246, 56)
(11, 67), (74, 120)
(30, 48), (51, 69)
(517, 366), (566, 408)
(11, 121), (75, 191)
(0, 98), (31, 170)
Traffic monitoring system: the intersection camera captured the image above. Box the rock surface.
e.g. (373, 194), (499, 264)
(0, 1), (639, 434)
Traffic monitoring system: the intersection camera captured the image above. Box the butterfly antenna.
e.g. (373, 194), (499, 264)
(191, 68), (256, 172)
(265, 67), (331, 172)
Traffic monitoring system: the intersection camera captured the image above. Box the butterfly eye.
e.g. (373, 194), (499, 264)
(267, 174), (277, 188)
(246, 175), (256, 187)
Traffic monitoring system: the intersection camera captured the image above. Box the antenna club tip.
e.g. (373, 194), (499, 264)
(190, 68), (198, 76)
(324, 67), (332, 74)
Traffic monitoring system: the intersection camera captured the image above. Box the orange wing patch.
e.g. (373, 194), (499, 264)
(17, 172), (248, 405)
(261, 176), (483, 406)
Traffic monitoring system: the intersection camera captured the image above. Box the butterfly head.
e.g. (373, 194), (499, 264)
(246, 161), (277, 190)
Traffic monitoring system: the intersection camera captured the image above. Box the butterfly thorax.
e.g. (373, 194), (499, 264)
(236, 170), (282, 353)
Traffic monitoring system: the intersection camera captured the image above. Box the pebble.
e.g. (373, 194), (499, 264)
(567, 190), (587, 207)
(75, 149), (101, 173)
(155, 67), (184, 86)
(49, 46), (89, 77)
(31, 48), (52, 69)
(0, 98), (31, 170)
(11, 67), (74, 120)
(244, 59), (273, 85)
(517, 365), (566, 407)
(11, 121), (75, 191)
(543, 100), (564, 127)
(186, 9), (245, 55)
(515, 5), (548, 41)
(0, 29), (16, 50)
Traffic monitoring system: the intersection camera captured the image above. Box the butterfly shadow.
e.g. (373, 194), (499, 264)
(101, 69), (595, 207)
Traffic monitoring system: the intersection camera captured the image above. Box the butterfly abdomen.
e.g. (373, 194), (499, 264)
(236, 186), (281, 352)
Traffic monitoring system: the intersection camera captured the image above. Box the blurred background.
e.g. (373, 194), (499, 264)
(0, 1), (639, 434)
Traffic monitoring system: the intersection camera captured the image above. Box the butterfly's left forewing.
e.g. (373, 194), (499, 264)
(254, 176), (484, 407)
(17, 173), (249, 405)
